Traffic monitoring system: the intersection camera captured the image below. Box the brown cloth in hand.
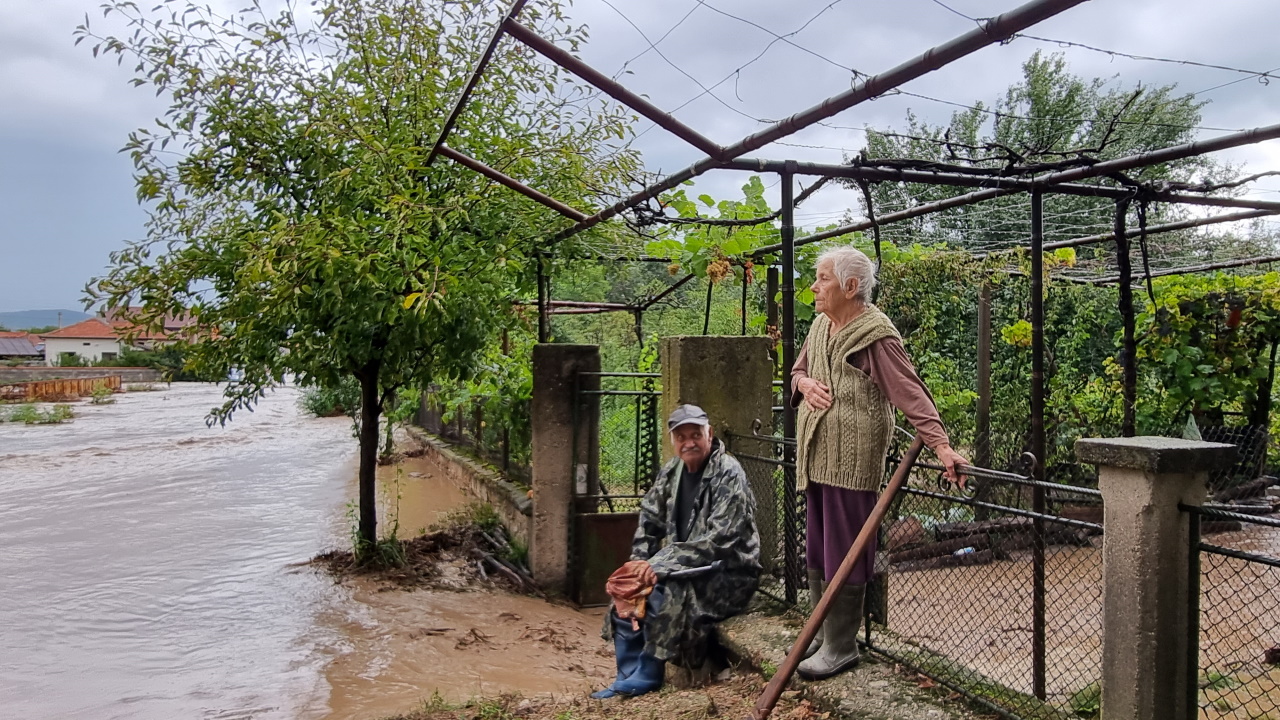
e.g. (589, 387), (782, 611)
(606, 560), (656, 631)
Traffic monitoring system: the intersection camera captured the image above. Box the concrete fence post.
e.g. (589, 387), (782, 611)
(660, 336), (775, 570)
(530, 343), (599, 595)
(1075, 436), (1235, 720)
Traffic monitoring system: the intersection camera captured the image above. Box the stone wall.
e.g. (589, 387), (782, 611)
(405, 426), (532, 547)
(0, 367), (163, 383)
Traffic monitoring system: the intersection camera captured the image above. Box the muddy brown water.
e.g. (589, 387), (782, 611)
(0, 384), (610, 719)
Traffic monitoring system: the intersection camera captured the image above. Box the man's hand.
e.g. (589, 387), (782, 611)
(798, 377), (833, 411)
(607, 560), (657, 630)
(627, 559), (657, 589)
(936, 444), (969, 490)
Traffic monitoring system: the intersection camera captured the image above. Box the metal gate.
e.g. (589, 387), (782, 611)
(568, 371), (662, 606)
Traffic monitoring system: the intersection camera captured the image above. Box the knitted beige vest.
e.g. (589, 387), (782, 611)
(796, 308), (900, 492)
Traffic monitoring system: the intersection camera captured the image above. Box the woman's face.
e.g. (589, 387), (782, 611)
(811, 259), (857, 315)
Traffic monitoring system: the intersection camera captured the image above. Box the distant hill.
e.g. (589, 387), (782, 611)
(0, 309), (92, 331)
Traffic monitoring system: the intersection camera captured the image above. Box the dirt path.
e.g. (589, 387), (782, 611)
(320, 584), (615, 719)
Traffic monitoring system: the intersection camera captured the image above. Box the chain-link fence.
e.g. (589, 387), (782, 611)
(1190, 505), (1280, 720)
(869, 458), (1105, 718)
(587, 372), (661, 500)
(418, 390), (531, 485)
(736, 420), (1108, 718)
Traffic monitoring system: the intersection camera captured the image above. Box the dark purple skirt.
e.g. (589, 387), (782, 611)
(805, 482), (878, 586)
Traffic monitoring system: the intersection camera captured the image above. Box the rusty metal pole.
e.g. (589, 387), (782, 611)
(536, 254), (549, 343)
(977, 282), (992, 469)
(1115, 197), (1137, 436)
(780, 163), (799, 605)
(1029, 190), (1047, 700)
(749, 437), (926, 720)
(767, 266), (780, 371)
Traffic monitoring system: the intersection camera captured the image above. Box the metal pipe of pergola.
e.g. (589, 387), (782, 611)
(538, 0), (1092, 247)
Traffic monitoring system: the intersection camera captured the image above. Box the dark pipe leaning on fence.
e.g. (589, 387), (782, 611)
(1029, 190), (1048, 700)
(780, 163), (800, 605)
(748, 436), (926, 720)
(1114, 197), (1140, 436)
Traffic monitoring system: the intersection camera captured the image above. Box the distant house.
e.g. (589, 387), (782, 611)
(40, 318), (169, 366)
(0, 331), (42, 363)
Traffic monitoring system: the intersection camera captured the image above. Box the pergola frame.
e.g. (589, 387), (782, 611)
(423, 0), (1280, 700)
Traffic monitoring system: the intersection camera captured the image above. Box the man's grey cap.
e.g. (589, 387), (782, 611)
(668, 404), (710, 430)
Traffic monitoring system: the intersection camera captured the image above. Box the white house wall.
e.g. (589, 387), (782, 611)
(43, 338), (123, 365)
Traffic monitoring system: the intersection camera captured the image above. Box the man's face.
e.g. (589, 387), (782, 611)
(671, 423), (713, 469)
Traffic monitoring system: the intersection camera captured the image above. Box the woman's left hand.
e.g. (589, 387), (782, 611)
(935, 444), (969, 490)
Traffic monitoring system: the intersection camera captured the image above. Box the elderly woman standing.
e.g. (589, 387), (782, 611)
(791, 245), (967, 680)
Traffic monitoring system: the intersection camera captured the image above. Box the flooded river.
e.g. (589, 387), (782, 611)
(0, 383), (608, 719)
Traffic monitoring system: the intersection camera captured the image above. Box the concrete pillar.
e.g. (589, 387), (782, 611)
(530, 344), (599, 595)
(660, 336), (775, 567)
(1075, 436), (1236, 720)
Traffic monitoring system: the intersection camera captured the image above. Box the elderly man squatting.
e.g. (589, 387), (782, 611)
(792, 245), (967, 680)
(592, 404), (762, 699)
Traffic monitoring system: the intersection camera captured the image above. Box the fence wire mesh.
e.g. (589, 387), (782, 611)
(867, 465), (1104, 719)
(589, 373), (661, 502)
(419, 391), (531, 485)
(1193, 506), (1280, 720)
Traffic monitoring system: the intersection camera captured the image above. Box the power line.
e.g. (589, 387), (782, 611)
(1011, 34), (1280, 84)
(595, 0), (765, 124)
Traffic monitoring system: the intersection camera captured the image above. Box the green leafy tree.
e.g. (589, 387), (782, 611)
(79, 0), (637, 556)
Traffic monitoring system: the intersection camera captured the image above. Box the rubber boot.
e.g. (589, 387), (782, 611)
(608, 651), (665, 696)
(608, 585), (666, 697)
(591, 614), (644, 699)
(789, 569), (826, 659)
(797, 582), (864, 680)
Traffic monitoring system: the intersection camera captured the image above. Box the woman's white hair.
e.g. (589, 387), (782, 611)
(816, 246), (877, 302)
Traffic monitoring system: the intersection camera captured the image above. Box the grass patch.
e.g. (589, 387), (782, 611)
(1068, 680), (1101, 717)
(90, 385), (116, 404)
(1, 403), (74, 424)
(1200, 670), (1241, 691)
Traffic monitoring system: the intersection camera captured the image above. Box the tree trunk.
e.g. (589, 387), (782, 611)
(357, 366), (381, 550)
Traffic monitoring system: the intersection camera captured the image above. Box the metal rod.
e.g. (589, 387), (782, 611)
(1188, 507), (1202, 718)
(741, 265), (748, 335)
(902, 486), (1104, 532)
(1044, 209), (1277, 251)
(503, 20), (725, 159)
(426, 0), (529, 166)
(1191, 505), (1280, 529)
(545, 0), (1091, 248)
(1161, 193), (1280, 212)
(577, 390), (660, 396)
(747, 122), (1280, 256)
(976, 283), (992, 470)
(1029, 189), (1047, 701)
(641, 273), (696, 310)
(767, 266), (780, 370)
(749, 437), (926, 720)
(1092, 253), (1280, 284)
(1115, 198), (1137, 436)
(515, 299), (634, 309)
(780, 162), (799, 606)
(578, 372), (662, 378)
(1197, 542), (1280, 569)
(536, 254), (549, 342)
(437, 145), (587, 222)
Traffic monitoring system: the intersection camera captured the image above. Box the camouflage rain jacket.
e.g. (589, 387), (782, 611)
(603, 439), (762, 667)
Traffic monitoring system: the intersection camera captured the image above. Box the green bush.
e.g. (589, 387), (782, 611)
(90, 385), (116, 404)
(298, 376), (362, 418)
(2, 404), (74, 424)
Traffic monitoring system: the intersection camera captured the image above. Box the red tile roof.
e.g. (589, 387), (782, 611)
(0, 331), (38, 345)
(40, 318), (167, 341)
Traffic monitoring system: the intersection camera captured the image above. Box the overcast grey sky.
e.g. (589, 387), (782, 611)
(2, 0), (1278, 312)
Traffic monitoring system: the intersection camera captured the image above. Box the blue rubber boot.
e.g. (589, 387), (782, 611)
(606, 585), (666, 697)
(590, 614), (645, 698)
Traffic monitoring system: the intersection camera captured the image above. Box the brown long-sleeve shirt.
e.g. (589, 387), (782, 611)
(791, 336), (952, 451)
